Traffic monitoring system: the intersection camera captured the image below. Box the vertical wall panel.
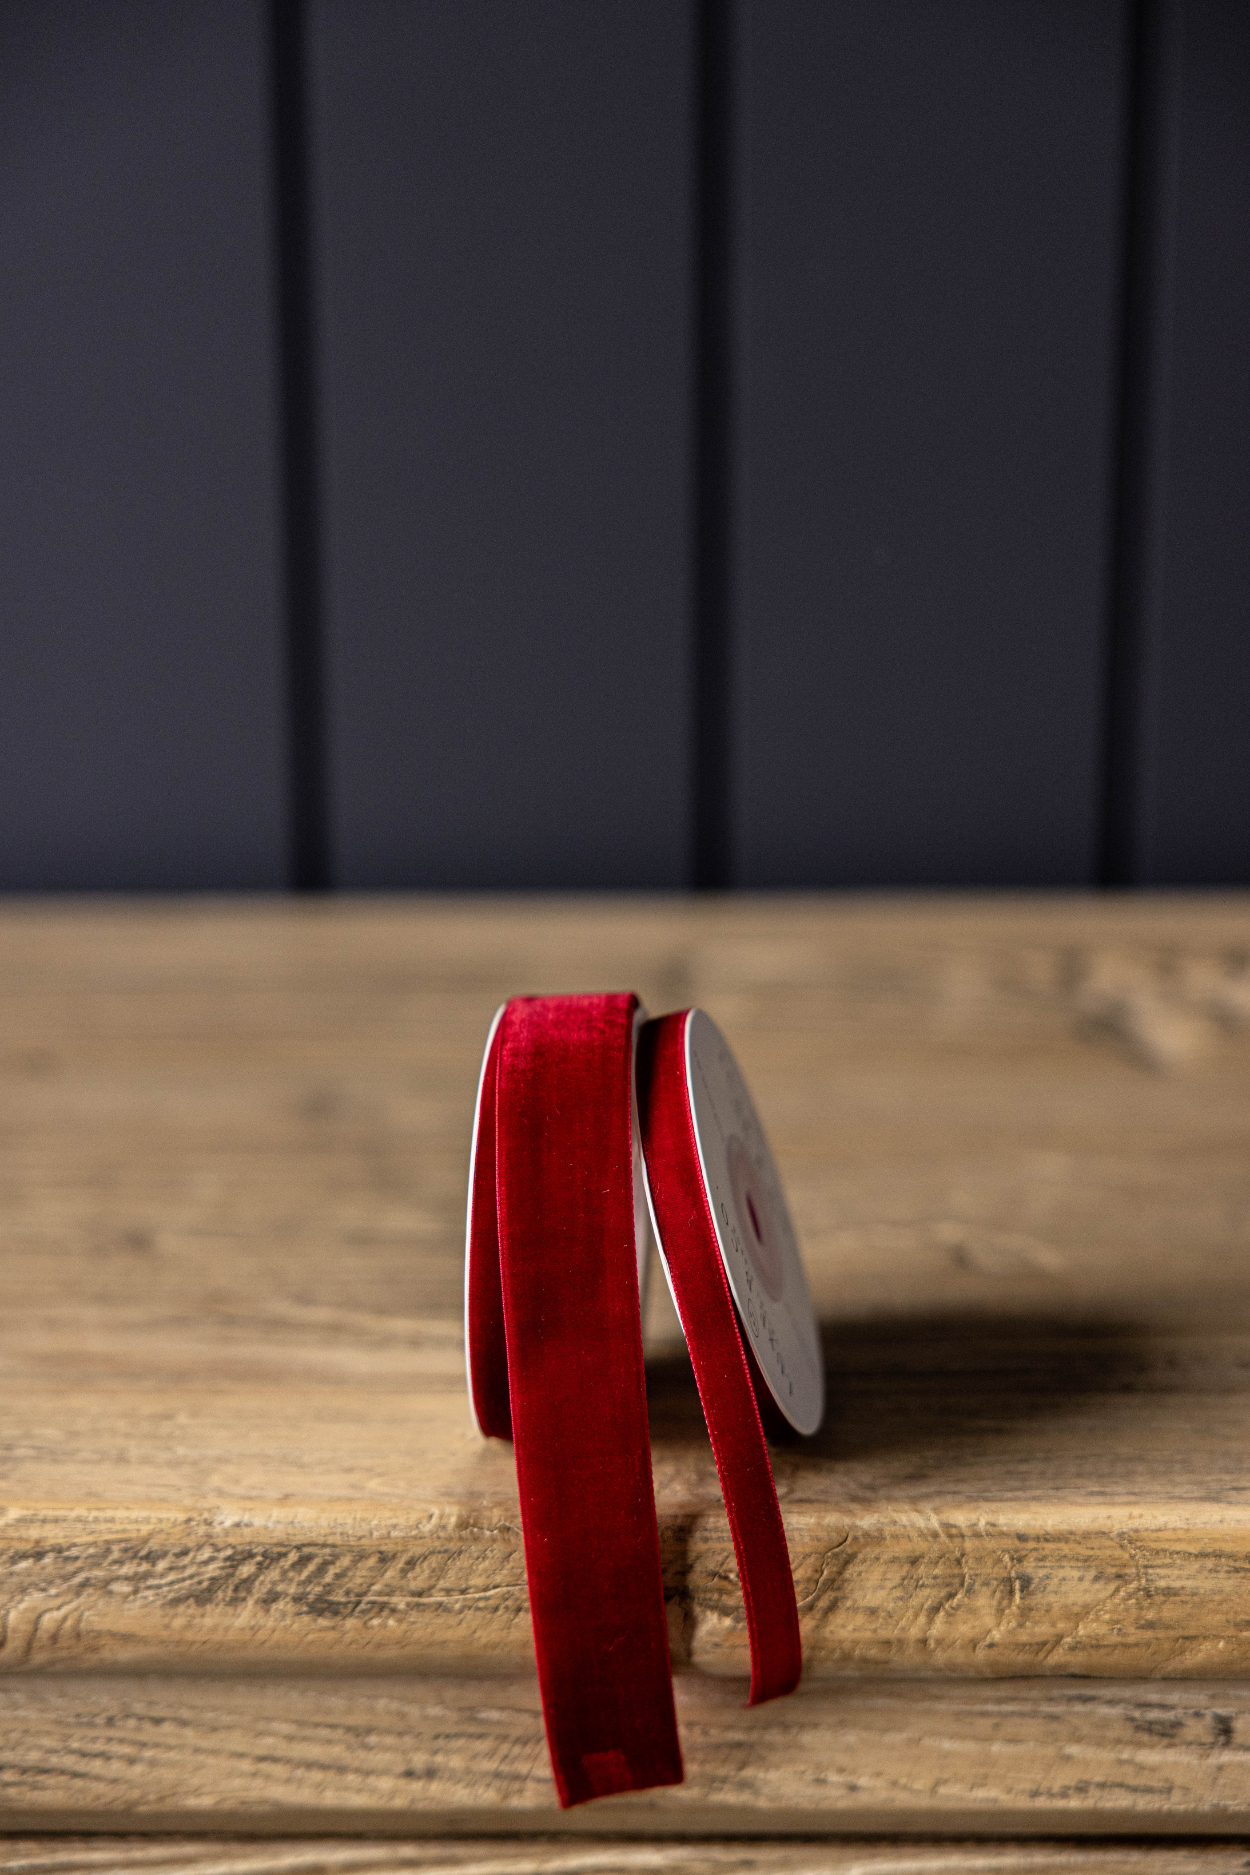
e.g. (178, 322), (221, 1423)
(1135, 0), (1250, 883)
(733, 1), (1129, 887)
(0, 1), (287, 890)
(311, 0), (694, 889)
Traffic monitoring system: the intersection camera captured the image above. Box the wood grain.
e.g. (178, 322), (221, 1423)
(3, 896), (1250, 1691)
(6, 1672), (1250, 1836)
(3, 1841), (1249, 1875)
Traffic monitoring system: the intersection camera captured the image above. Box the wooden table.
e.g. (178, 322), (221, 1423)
(3, 894), (1250, 1866)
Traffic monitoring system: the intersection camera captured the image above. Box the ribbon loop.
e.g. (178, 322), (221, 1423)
(636, 1011), (802, 1704)
(467, 994), (681, 1808)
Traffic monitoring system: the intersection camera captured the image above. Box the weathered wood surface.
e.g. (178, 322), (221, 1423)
(1, 1845), (1249, 1875)
(5, 1673), (1250, 1837)
(3, 1842), (1249, 1875)
(3, 895), (1250, 1686)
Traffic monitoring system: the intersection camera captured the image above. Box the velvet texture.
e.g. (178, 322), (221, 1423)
(467, 994), (682, 1808)
(635, 1013), (802, 1704)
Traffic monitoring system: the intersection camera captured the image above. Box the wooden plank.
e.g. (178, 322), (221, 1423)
(0, 2), (288, 890)
(2, 896), (1250, 1692)
(3, 1843), (1248, 1875)
(728, 0), (1128, 886)
(5, 1673), (1250, 1836)
(308, 1), (695, 888)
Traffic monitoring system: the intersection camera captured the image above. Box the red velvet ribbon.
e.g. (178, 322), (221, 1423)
(467, 993), (801, 1809)
(635, 1011), (802, 1706)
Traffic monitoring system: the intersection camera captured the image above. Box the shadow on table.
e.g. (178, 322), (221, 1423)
(645, 1309), (1152, 1462)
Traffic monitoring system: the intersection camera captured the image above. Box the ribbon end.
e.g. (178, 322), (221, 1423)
(745, 1659), (802, 1707)
(555, 1746), (685, 1808)
(580, 1748), (634, 1798)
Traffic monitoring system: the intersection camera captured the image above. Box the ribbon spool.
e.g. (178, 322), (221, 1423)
(465, 994), (823, 1808)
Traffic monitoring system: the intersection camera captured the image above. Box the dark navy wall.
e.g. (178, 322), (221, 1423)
(0, 0), (1245, 891)
(1127, 0), (1250, 884)
(729, 0), (1128, 887)
(309, 0), (695, 888)
(0, 0), (288, 889)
